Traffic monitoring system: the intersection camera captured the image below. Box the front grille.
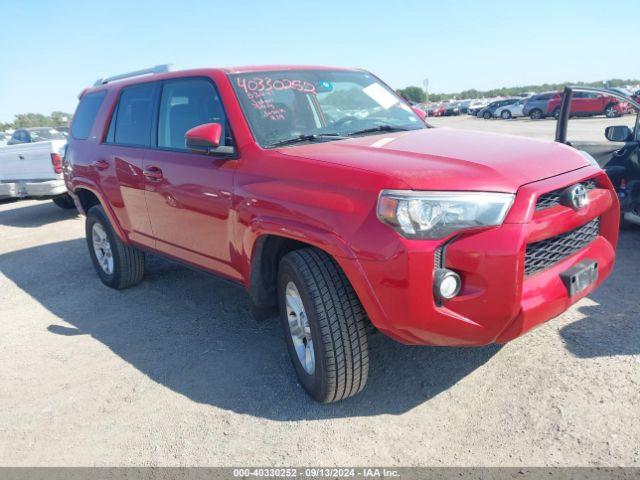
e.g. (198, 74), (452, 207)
(535, 179), (597, 211)
(524, 218), (600, 275)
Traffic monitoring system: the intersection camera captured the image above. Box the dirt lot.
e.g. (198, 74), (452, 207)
(1, 118), (639, 466)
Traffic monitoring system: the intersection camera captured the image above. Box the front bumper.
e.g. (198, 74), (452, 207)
(0, 179), (66, 199)
(338, 168), (618, 346)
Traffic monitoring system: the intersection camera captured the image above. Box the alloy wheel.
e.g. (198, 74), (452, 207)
(285, 281), (315, 375)
(92, 222), (114, 275)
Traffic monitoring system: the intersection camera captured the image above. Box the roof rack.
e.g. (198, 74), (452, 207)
(93, 64), (172, 86)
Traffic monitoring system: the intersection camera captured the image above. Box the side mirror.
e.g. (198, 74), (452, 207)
(605, 125), (632, 142)
(185, 123), (222, 152)
(411, 106), (427, 121)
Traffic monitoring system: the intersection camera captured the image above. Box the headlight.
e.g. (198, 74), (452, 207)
(377, 190), (515, 239)
(578, 150), (601, 170)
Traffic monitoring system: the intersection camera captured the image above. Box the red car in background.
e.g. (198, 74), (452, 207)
(428, 103), (446, 117)
(548, 91), (622, 119)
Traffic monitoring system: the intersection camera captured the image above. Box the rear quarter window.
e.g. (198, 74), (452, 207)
(71, 91), (107, 140)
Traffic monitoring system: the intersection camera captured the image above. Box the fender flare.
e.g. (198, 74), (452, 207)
(242, 216), (357, 307)
(245, 216), (357, 262)
(71, 180), (128, 243)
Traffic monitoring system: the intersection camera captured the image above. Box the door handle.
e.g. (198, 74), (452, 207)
(143, 166), (163, 181)
(92, 159), (109, 170)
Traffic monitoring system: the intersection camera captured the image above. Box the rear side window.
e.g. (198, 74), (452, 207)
(113, 82), (158, 146)
(71, 91), (107, 140)
(157, 77), (228, 150)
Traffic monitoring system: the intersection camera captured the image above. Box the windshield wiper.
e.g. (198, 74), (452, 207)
(268, 133), (348, 148)
(346, 125), (410, 136)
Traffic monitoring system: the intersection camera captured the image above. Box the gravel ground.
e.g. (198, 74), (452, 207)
(1, 121), (639, 466)
(428, 113), (636, 142)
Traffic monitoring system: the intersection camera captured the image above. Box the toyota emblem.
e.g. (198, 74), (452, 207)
(561, 184), (589, 210)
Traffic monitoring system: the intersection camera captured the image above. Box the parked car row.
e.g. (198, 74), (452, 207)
(415, 87), (639, 121)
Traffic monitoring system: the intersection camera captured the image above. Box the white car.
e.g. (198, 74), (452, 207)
(494, 97), (529, 119)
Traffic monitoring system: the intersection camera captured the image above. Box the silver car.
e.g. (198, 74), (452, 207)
(494, 97), (529, 119)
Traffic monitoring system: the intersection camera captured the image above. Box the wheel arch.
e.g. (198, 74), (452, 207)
(245, 220), (358, 313)
(604, 102), (619, 116)
(72, 184), (128, 243)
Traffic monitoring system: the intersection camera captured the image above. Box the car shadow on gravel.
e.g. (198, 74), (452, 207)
(560, 229), (640, 358)
(0, 200), (78, 228)
(1, 238), (500, 420)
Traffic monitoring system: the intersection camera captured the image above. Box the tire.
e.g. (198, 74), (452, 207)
(85, 205), (145, 289)
(52, 194), (76, 209)
(501, 110), (512, 119)
(277, 248), (369, 403)
(620, 216), (634, 230)
(621, 211), (640, 230)
(553, 108), (561, 120)
(605, 104), (619, 118)
(529, 109), (543, 120)
(482, 111), (492, 120)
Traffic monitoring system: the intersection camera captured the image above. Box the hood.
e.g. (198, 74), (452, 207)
(276, 128), (589, 193)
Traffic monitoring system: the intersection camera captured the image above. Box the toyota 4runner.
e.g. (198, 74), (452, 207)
(64, 65), (619, 402)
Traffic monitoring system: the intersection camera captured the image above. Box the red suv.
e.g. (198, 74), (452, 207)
(548, 91), (622, 119)
(64, 65), (619, 402)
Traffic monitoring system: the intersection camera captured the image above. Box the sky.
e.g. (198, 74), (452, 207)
(1, 0), (639, 122)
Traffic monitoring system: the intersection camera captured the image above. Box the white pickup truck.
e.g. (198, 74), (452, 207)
(0, 135), (75, 209)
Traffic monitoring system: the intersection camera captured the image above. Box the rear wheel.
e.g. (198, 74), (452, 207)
(553, 108), (561, 120)
(529, 109), (543, 120)
(52, 194), (76, 209)
(277, 248), (369, 403)
(501, 110), (512, 119)
(86, 205), (145, 289)
(605, 104), (619, 118)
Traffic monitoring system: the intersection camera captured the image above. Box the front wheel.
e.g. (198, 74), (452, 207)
(501, 110), (512, 119)
(86, 205), (145, 289)
(277, 248), (369, 403)
(482, 111), (492, 120)
(529, 109), (543, 120)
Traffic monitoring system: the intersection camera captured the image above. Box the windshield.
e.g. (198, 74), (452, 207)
(230, 69), (425, 147)
(29, 128), (66, 141)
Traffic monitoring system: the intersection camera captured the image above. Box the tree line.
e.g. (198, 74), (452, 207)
(0, 112), (72, 132)
(397, 78), (640, 103)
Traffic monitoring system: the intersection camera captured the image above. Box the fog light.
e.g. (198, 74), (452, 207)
(434, 268), (461, 300)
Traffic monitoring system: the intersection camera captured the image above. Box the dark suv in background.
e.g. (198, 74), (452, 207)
(522, 92), (556, 119)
